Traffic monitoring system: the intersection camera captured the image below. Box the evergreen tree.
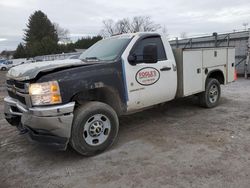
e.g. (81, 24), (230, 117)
(24, 10), (59, 57)
(13, 43), (27, 58)
(58, 43), (76, 53)
(13, 10), (103, 58)
(74, 36), (102, 49)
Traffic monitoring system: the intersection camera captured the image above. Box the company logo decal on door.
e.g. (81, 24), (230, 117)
(136, 67), (160, 86)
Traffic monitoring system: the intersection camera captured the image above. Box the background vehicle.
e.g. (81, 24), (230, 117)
(0, 60), (13, 71)
(10, 58), (30, 66)
(4, 32), (235, 156)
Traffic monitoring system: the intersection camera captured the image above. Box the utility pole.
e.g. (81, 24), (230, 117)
(243, 23), (249, 31)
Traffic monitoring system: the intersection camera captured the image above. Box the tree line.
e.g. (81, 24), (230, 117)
(13, 10), (164, 59)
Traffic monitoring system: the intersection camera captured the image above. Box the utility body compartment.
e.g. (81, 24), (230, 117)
(173, 47), (235, 98)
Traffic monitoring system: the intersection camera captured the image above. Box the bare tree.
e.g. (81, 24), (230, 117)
(162, 25), (169, 38)
(101, 16), (161, 37)
(101, 19), (116, 36)
(54, 23), (70, 43)
(115, 18), (131, 34)
(131, 16), (161, 32)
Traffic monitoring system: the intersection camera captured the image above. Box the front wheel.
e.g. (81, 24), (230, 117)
(1, 67), (7, 71)
(199, 78), (221, 108)
(70, 102), (119, 156)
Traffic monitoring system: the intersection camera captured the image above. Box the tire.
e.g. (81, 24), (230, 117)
(70, 102), (119, 156)
(1, 67), (7, 71)
(199, 78), (221, 108)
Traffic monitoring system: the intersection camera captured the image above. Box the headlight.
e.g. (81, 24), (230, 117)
(29, 81), (62, 106)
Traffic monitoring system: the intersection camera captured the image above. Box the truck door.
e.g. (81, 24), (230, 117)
(122, 35), (177, 111)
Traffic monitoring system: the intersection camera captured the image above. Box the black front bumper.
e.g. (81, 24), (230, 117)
(25, 126), (69, 150)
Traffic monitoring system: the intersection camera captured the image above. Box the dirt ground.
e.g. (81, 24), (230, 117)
(0, 71), (250, 188)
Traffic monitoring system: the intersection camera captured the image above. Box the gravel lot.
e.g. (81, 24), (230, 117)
(0, 71), (250, 188)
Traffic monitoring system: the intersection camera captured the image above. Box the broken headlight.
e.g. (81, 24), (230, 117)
(29, 81), (62, 106)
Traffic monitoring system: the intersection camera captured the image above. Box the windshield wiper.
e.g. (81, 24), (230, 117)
(85, 57), (100, 61)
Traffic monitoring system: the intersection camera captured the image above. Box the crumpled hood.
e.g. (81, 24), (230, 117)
(7, 59), (85, 81)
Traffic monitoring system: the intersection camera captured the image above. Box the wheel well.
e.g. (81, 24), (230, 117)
(207, 70), (225, 84)
(72, 87), (123, 115)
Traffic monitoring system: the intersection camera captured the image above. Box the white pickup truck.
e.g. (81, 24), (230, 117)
(4, 32), (235, 156)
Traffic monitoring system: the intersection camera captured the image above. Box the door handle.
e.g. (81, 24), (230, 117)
(160, 67), (171, 71)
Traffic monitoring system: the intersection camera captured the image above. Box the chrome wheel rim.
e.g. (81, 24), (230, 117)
(209, 84), (219, 103)
(83, 114), (111, 146)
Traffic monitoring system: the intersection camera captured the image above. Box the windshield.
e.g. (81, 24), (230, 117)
(80, 37), (131, 61)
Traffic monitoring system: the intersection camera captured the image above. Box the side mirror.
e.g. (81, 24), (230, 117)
(143, 44), (158, 64)
(128, 54), (137, 65)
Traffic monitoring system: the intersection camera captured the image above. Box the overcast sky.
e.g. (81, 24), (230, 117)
(0, 0), (250, 52)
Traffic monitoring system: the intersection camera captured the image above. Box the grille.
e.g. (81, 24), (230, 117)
(6, 79), (28, 105)
(6, 79), (25, 90)
(8, 90), (27, 104)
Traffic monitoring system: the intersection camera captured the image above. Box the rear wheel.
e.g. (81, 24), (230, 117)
(1, 67), (7, 71)
(70, 102), (119, 156)
(199, 78), (221, 108)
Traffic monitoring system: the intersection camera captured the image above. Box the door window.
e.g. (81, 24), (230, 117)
(131, 37), (167, 62)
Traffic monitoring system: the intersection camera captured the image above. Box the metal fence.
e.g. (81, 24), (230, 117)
(34, 52), (83, 62)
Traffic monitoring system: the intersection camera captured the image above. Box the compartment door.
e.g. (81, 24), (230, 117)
(183, 50), (203, 96)
(227, 48), (236, 83)
(203, 49), (227, 67)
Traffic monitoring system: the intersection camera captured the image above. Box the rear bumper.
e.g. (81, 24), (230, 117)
(4, 96), (75, 150)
